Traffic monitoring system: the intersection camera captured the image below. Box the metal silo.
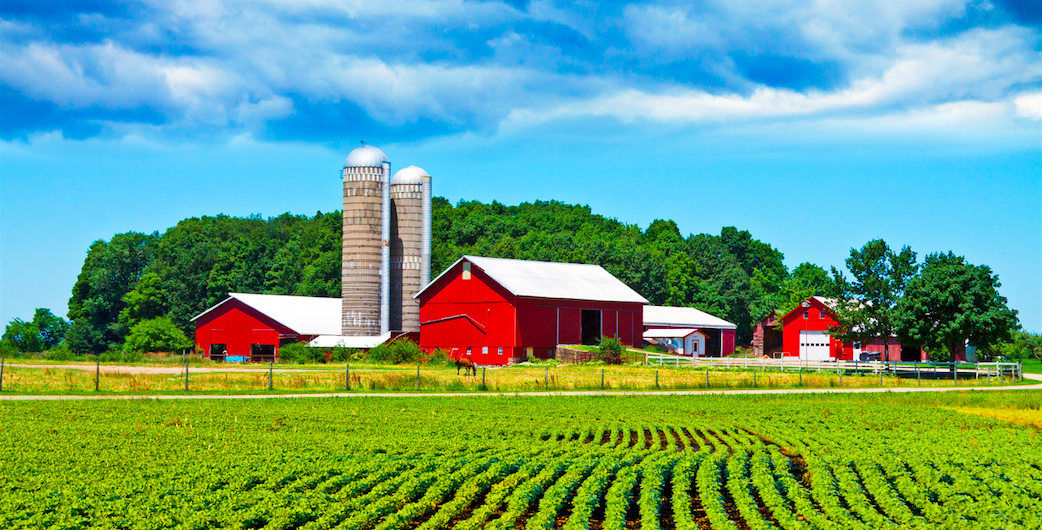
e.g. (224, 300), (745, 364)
(390, 166), (428, 331)
(341, 145), (390, 336)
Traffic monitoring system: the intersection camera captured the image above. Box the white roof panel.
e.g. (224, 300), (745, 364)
(308, 333), (390, 349)
(643, 328), (704, 339)
(418, 255), (648, 304)
(643, 305), (736, 329)
(191, 293), (342, 336)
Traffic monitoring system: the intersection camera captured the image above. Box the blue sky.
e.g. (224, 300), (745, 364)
(2, 0), (1040, 332)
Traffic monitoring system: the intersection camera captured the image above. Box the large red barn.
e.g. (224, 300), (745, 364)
(416, 256), (649, 365)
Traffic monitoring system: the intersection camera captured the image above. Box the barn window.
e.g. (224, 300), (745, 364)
(803, 310), (809, 319)
(462, 262), (472, 280)
(819, 310), (826, 319)
(466, 347), (472, 356)
(498, 347), (503, 356)
(482, 346), (488, 355)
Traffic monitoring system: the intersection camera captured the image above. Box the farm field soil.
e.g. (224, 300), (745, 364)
(2, 391), (1039, 529)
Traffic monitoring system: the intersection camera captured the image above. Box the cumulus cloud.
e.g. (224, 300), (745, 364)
(0, 0), (1038, 141)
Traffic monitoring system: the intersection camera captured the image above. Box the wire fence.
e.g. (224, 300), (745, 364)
(0, 356), (1026, 394)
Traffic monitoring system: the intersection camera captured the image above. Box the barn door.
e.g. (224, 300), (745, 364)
(581, 310), (601, 346)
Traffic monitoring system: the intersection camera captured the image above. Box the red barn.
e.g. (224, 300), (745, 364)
(779, 296), (928, 361)
(416, 256), (649, 365)
(192, 293), (341, 362)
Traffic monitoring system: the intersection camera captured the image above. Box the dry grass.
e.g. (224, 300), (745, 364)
(0, 364), (1016, 395)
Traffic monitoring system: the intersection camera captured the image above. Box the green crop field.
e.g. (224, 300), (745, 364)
(2, 391), (1040, 529)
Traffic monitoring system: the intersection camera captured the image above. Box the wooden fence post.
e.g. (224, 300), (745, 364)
(184, 362), (189, 392)
(416, 364), (420, 390)
(655, 370), (659, 388)
(95, 358), (100, 392)
(268, 362), (273, 390)
(753, 371), (756, 388)
(545, 367), (549, 390)
(0, 358), (4, 391)
(705, 370), (710, 388)
(482, 367), (486, 388)
(601, 369), (604, 390)
(345, 364), (350, 390)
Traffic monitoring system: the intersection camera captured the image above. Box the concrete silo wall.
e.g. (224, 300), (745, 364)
(342, 166), (384, 336)
(391, 182), (423, 331)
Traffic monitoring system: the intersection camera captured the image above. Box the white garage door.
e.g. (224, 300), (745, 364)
(800, 331), (831, 360)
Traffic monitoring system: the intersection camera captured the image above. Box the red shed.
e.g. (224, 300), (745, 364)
(416, 256), (649, 365)
(192, 293), (341, 362)
(779, 296), (928, 361)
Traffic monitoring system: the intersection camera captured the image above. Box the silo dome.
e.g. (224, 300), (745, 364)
(391, 165), (429, 185)
(343, 145), (390, 168)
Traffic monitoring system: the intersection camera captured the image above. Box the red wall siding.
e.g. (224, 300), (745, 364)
(722, 329), (736, 356)
(418, 259), (646, 364)
(194, 300), (298, 359)
(418, 262), (518, 364)
(781, 300), (841, 359)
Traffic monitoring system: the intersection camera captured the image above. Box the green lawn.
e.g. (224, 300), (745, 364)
(1020, 358), (1042, 374)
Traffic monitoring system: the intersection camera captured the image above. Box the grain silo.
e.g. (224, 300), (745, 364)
(390, 166), (430, 331)
(341, 145), (390, 336)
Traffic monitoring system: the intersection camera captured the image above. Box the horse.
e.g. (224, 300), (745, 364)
(455, 356), (477, 376)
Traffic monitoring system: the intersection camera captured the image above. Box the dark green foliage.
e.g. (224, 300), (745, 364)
(123, 317), (193, 354)
(597, 335), (623, 362)
(895, 252), (1019, 362)
(67, 232), (156, 352)
(367, 339), (422, 364)
(829, 239), (918, 357)
(278, 341), (328, 364)
(69, 200), (791, 348)
(3, 308), (71, 353)
(433, 200), (786, 344)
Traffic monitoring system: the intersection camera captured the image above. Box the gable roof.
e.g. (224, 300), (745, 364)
(191, 293), (342, 336)
(643, 305), (737, 330)
(417, 255), (649, 304)
(643, 328), (708, 339)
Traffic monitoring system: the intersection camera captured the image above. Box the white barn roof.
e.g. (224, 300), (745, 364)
(309, 333), (391, 349)
(643, 305), (736, 330)
(643, 328), (706, 339)
(191, 293), (342, 336)
(417, 255), (649, 304)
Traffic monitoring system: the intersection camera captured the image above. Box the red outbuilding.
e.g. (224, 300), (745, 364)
(192, 293), (341, 362)
(416, 255), (649, 365)
(778, 296), (928, 361)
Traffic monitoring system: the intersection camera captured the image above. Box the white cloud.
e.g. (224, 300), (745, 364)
(1013, 92), (1042, 121)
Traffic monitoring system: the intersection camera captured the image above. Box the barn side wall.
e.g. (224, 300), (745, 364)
(194, 300), (300, 361)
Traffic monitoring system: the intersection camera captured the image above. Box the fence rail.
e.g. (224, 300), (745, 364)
(645, 354), (1023, 380)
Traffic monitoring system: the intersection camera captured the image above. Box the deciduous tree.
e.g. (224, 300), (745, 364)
(895, 252), (1018, 362)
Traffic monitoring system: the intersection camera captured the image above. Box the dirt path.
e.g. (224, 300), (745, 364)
(1, 378), (1039, 400)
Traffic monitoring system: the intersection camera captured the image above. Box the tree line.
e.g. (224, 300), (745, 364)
(2, 198), (1035, 360)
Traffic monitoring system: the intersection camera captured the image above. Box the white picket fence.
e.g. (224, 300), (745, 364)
(643, 352), (1023, 381)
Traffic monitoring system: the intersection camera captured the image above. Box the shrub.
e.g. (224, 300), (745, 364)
(278, 342), (327, 364)
(329, 346), (357, 363)
(123, 317), (192, 354)
(426, 348), (451, 365)
(597, 335), (623, 363)
(367, 339), (421, 364)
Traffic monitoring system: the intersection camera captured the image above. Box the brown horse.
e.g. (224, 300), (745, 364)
(455, 356), (477, 376)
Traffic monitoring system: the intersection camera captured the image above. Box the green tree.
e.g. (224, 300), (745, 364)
(830, 239), (918, 360)
(123, 317), (192, 354)
(775, 263), (845, 318)
(118, 273), (168, 330)
(4, 309), (71, 353)
(67, 232), (156, 352)
(895, 252), (1019, 362)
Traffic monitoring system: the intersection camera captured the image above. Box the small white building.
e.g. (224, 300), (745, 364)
(643, 328), (708, 357)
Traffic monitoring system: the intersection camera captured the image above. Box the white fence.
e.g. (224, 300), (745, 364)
(643, 353), (1023, 381)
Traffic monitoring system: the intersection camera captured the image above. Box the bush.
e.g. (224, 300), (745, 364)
(278, 342), (327, 364)
(329, 346), (357, 363)
(99, 349), (145, 363)
(43, 344), (77, 361)
(597, 335), (623, 363)
(123, 317), (192, 354)
(367, 339), (421, 364)
(426, 348), (451, 365)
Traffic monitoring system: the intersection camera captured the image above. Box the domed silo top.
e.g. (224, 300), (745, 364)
(391, 165), (429, 185)
(343, 145), (390, 168)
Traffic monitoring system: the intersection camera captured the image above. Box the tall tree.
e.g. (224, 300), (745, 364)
(829, 239), (918, 360)
(3, 309), (70, 352)
(895, 252), (1018, 362)
(67, 232), (156, 353)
